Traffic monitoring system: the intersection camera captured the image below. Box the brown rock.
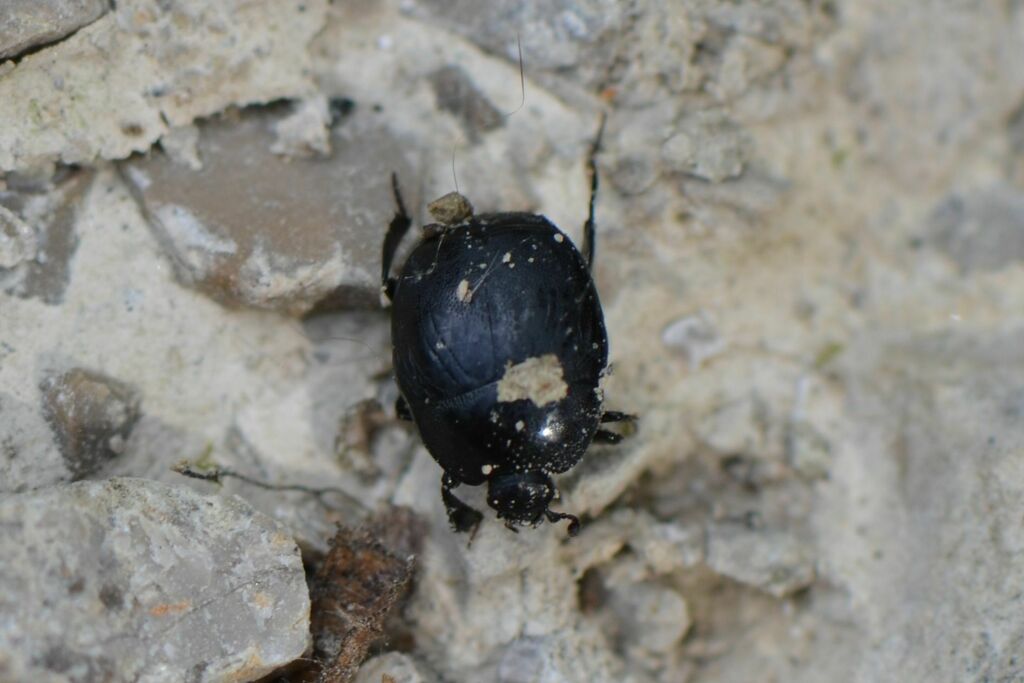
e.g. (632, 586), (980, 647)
(39, 368), (141, 480)
(121, 105), (420, 314)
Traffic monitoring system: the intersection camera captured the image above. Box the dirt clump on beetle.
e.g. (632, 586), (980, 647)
(456, 278), (472, 303)
(496, 354), (568, 407)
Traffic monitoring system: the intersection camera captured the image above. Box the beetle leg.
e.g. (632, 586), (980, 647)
(597, 412), (636, 444)
(503, 519), (520, 533)
(600, 410), (636, 423)
(593, 429), (624, 444)
(382, 173), (413, 302)
(395, 395), (413, 421)
(544, 509), (581, 537)
(441, 473), (484, 534)
(581, 112), (607, 271)
(421, 223), (445, 239)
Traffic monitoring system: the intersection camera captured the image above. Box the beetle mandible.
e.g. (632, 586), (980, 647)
(381, 116), (633, 536)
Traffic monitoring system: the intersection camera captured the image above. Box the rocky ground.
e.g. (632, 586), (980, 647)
(2, 1), (1024, 682)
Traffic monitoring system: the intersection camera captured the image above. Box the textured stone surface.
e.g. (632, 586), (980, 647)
(661, 312), (725, 370)
(353, 653), (437, 683)
(0, 205), (35, 269)
(0, 0), (107, 60)
(927, 185), (1024, 273)
(0, 167), (93, 304)
(660, 111), (749, 183)
(831, 327), (1024, 681)
(429, 65), (504, 143)
(401, 0), (629, 91)
(606, 581), (691, 656)
(706, 524), (816, 598)
(0, 390), (66, 493)
(0, 478), (310, 683)
(1, 1), (1024, 682)
(402, 0), (832, 111)
(0, 0), (328, 173)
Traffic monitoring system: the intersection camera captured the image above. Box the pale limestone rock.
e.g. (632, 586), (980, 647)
(0, 478), (310, 683)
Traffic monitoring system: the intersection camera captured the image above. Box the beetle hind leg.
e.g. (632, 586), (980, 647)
(593, 429), (624, 444)
(441, 473), (483, 534)
(595, 411), (638, 444)
(395, 395), (413, 421)
(382, 173), (413, 302)
(600, 410), (636, 424)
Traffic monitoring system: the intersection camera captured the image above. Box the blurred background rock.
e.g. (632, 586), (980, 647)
(2, 1), (1023, 681)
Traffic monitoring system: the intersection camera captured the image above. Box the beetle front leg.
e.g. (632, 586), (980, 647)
(441, 473), (483, 534)
(382, 173), (413, 302)
(544, 508), (581, 537)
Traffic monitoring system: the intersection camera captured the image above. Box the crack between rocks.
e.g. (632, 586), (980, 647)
(1, 6), (111, 66)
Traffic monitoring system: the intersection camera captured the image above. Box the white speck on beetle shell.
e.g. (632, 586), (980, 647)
(482, 464), (493, 475)
(456, 279), (472, 303)
(497, 354), (568, 407)
(502, 252), (512, 263)
(554, 233), (564, 243)
(515, 420), (525, 431)
(436, 341), (446, 349)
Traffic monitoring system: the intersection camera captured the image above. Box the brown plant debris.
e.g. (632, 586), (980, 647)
(311, 516), (417, 682)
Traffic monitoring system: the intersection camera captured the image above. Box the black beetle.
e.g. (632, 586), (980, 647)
(381, 119), (632, 536)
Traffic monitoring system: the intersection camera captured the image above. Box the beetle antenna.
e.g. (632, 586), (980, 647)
(451, 144), (460, 194)
(501, 32), (526, 118)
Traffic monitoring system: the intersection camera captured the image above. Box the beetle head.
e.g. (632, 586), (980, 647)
(487, 470), (580, 536)
(427, 191), (474, 225)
